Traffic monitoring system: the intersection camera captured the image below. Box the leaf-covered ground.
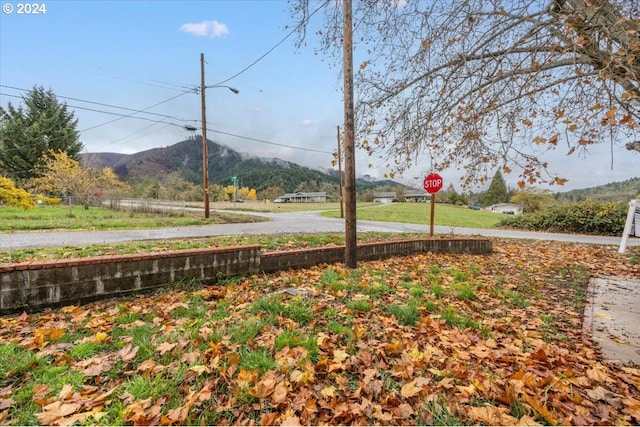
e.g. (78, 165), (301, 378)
(1, 239), (639, 425)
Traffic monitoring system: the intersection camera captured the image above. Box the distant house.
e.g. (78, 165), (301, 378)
(405, 190), (431, 203)
(372, 192), (397, 204)
(488, 203), (523, 215)
(273, 192), (327, 203)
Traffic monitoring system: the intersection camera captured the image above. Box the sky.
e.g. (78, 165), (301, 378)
(0, 0), (637, 192)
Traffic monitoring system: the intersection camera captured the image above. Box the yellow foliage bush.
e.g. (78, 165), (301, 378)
(35, 195), (62, 205)
(0, 176), (35, 209)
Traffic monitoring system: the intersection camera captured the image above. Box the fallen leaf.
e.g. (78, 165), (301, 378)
(181, 351), (200, 364)
(595, 312), (614, 320)
(400, 380), (422, 398)
(586, 365), (610, 383)
(57, 384), (74, 400)
(466, 405), (509, 425)
(608, 334), (630, 344)
(35, 401), (81, 425)
(396, 403), (414, 418)
(321, 385), (336, 398)
(188, 365), (210, 375)
(272, 382), (288, 404)
(94, 332), (109, 342)
(0, 398), (15, 411)
(516, 415), (542, 426)
(333, 349), (349, 363)
(118, 343), (139, 362)
(279, 414), (301, 426)
(156, 341), (177, 355)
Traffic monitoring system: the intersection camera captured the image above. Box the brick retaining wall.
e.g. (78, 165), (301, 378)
(1, 238), (491, 314)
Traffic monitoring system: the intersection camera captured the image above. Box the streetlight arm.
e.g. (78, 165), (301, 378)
(204, 85), (239, 94)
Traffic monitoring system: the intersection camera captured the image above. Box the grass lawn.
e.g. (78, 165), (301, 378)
(1, 239), (638, 425)
(323, 202), (503, 229)
(213, 201), (502, 229)
(0, 205), (266, 232)
(1, 201), (501, 233)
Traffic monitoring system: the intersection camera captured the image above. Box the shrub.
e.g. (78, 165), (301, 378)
(497, 200), (627, 236)
(0, 176), (34, 209)
(35, 195), (62, 205)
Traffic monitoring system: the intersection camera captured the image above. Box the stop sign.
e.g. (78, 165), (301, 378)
(423, 173), (443, 194)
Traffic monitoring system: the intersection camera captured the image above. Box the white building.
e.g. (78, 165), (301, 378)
(405, 190), (431, 203)
(273, 192), (327, 203)
(372, 192), (397, 203)
(488, 203), (523, 215)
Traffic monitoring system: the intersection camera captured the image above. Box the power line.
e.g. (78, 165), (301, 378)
(212, 0), (329, 86)
(206, 127), (333, 155)
(100, 123), (175, 149)
(0, 92), (187, 129)
(0, 84), (196, 124)
(89, 65), (194, 92)
(0, 92), (333, 156)
(78, 91), (194, 132)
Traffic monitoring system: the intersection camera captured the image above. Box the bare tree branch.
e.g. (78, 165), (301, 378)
(290, 0), (639, 186)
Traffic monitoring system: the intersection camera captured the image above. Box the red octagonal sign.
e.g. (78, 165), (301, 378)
(423, 173), (443, 194)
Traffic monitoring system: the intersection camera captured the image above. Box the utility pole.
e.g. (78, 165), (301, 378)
(343, 0), (357, 268)
(337, 125), (344, 219)
(200, 52), (210, 219)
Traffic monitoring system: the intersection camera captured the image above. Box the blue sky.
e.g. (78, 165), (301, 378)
(0, 0), (637, 192)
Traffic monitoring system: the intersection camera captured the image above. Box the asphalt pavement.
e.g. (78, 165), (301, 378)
(2, 209), (638, 365)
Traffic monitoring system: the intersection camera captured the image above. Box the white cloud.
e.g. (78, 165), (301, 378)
(301, 119), (314, 128)
(180, 20), (229, 38)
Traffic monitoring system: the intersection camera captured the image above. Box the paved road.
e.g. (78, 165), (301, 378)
(1, 210), (638, 250)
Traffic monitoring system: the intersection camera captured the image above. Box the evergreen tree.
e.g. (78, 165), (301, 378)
(0, 86), (83, 181)
(483, 170), (509, 206)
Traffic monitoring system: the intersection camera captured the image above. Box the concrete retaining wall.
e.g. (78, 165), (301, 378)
(261, 238), (491, 273)
(1, 238), (491, 314)
(0, 246), (261, 314)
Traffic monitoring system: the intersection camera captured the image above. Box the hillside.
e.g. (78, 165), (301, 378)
(555, 177), (640, 202)
(79, 136), (406, 193)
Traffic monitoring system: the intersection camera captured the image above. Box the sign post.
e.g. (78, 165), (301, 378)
(619, 199), (638, 254)
(231, 176), (238, 214)
(423, 173), (444, 237)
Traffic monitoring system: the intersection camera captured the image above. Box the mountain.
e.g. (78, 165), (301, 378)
(79, 136), (408, 193)
(555, 177), (640, 202)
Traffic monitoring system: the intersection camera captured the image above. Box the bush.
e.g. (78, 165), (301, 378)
(0, 176), (34, 209)
(497, 200), (628, 236)
(35, 195), (62, 205)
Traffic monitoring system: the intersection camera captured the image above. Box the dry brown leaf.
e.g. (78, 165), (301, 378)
(35, 401), (81, 426)
(273, 382), (289, 404)
(117, 343), (139, 362)
(400, 380), (422, 398)
(155, 341), (177, 355)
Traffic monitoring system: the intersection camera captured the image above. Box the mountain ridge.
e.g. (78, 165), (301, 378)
(80, 138), (639, 201)
(79, 137), (406, 193)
